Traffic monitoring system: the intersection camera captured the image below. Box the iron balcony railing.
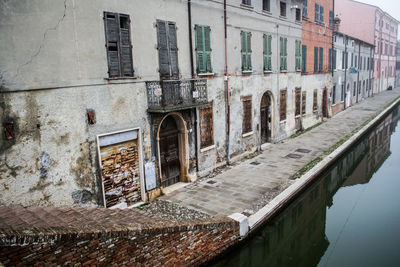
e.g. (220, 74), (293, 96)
(146, 79), (208, 112)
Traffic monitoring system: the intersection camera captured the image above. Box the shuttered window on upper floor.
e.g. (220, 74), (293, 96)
(314, 47), (319, 72)
(328, 48), (332, 70)
(320, 6), (324, 23)
(319, 47), (323, 72)
(302, 45), (307, 72)
(303, 0), (308, 17)
(104, 12), (134, 78)
(157, 20), (179, 79)
(315, 3), (319, 22)
(241, 31), (252, 71)
(329, 11), (334, 27)
(263, 34), (272, 71)
(195, 25), (212, 74)
(280, 37), (287, 71)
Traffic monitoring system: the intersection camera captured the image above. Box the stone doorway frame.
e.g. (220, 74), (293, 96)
(156, 112), (190, 187)
(260, 90), (274, 144)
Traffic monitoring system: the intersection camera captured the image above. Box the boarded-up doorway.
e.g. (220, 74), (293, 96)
(159, 116), (181, 187)
(97, 129), (143, 208)
(261, 92), (272, 143)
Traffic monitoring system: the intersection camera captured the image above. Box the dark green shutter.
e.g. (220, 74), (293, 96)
(157, 20), (171, 79)
(241, 31), (251, 71)
(303, 0), (307, 17)
(195, 25), (212, 73)
(320, 6), (324, 22)
(333, 49), (336, 69)
(329, 11), (333, 27)
(319, 47), (323, 72)
(302, 45), (307, 72)
(204, 26), (212, 72)
(315, 3), (319, 22)
(263, 34), (272, 71)
(328, 48), (332, 70)
(314, 46), (318, 72)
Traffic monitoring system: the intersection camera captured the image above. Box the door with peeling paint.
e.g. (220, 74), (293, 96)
(159, 116), (181, 187)
(99, 130), (141, 208)
(261, 93), (271, 143)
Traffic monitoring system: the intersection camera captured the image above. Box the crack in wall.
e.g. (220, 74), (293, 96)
(15, 0), (68, 78)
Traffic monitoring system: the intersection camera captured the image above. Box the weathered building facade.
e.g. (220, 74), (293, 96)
(332, 33), (374, 115)
(301, 0), (334, 127)
(335, 0), (398, 94)
(0, 0), (318, 208)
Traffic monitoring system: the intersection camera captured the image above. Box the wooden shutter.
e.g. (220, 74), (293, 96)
(242, 97), (252, 134)
(302, 91), (307, 115)
(295, 88), (301, 116)
(329, 11), (333, 27)
(280, 37), (283, 70)
(296, 40), (301, 71)
(320, 6), (324, 23)
(104, 12), (121, 77)
(200, 105), (214, 148)
(247, 32), (252, 70)
(168, 22), (179, 79)
(280, 90), (287, 121)
(241, 31), (251, 71)
(302, 45), (307, 72)
(319, 47), (323, 72)
(263, 34), (272, 71)
(204, 26), (212, 72)
(157, 20), (171, 79)
(195, 25), (205, 73)
(119, 15), (134, 77)
(314, 46), (318, 72)
(328, 48), (332, 70)
(313, 89), (317, 112)
(241, 31), (246, 70)
(303, 0), (308, 17)
(333, 49), (336, 69)
(284, 38), (287, 70)
(315, 3), (319, 22)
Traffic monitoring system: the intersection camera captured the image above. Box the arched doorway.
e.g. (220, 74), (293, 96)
(156, 113), (189, 188)
(260, 92), (272, 143)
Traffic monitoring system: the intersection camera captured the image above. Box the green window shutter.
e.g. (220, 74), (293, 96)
(333, 49), (336, 69)
(319, 47), (323, 72)
(303, 0), (307, 17)
(328, 48), (332, 70)
(284, 38), (287, 70)
(315, 3), (319, 22)
(320, 6), (324, 23)
(195, 25), (205, 73)
(280, 37), (283, 70)
(241, 31), (251, 71)
(241, 31), (246, 70)
(264, 34), (272, 71)
(302, 45), (307, 72)
(157, 20), (171, 79)
(295, 40), (301, 71)
(329, 10), (333, 27)
(314, 46), (318, 72)
(204, 26), (212, 72)
(247, 32), (252, 70)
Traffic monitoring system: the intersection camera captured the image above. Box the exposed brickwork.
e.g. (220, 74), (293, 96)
(0, 206), (239, 266)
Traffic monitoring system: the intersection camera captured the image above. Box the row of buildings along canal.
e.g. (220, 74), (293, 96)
(0, 0), (399, 208)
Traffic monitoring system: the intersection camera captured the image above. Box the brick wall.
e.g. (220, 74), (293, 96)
(0, 206), (239, 266)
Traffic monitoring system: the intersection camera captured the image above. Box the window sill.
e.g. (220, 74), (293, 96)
(242, 70), (253, 75)
(262, 10), (272, 16)
(280, 70), (288, 73)
(279, 15), (287, 20)
(105, 76), (138, 81)
(240, 3), (253, 10)
(264, 70), (273, 74)
(200, 144), (216, 153)
(197, 72), (215, 77)
(242, 131), (254, 138)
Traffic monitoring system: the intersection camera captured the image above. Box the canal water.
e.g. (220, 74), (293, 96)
(210, 104), (400, 267)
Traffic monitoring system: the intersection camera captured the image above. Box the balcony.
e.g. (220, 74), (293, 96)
(146, 79), (208, 113)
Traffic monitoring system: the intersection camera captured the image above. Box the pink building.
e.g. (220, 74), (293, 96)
(335, 0), (399, 93)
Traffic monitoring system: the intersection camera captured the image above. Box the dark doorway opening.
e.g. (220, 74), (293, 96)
(261, 92), (272, 143)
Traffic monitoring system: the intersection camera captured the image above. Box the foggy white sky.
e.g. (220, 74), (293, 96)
(357, 0), (400, 22)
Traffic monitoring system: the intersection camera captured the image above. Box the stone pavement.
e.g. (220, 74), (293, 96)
(161, 88), (400, 216)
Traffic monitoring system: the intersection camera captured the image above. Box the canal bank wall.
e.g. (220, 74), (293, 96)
(0, 206), (239, 266)
(248, 95), (400, 231)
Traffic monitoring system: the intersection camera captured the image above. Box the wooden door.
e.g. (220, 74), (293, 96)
(159, 116), (181, 187)
(322, 88), (328, 118)
(261, 94), (271, 143)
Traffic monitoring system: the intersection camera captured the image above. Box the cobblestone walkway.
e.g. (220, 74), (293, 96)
(161, 88), (400, 216)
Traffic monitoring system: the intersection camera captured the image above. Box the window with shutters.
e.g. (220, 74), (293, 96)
(195, 25), (212, 74)
(319, 47), (323, 72)
(242, 97), (252, 134)
(241, 31), (252, 72)
(280, 89), (287, 121)
(242, 0), (251, 5)
(157, 20), (179, 80)
(333, 49), (336, 69)
(295, 40), (301, 71)
(313, 89), (318, 112)
(314, 47), (318, 72)
(280, 2), (287, 17)
(296, 8), (301, 21)
(302, 91), (307, 115)
(263, 34), (272, 71)
(328, 48), (332, 70)
(302, 45), (307, 72)
(303, 0), (308, 17)
(315, 3), (319, 22)
(104, 12), (134, 78)
(200, 104), (214, 148)
(263, 0), (270, 11)
(295, 88), (301, 116)
(280, 37), (287, 71)
(332, 85), (336, 104)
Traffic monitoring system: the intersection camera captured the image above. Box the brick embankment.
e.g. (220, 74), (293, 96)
(0, 206), (239, 266)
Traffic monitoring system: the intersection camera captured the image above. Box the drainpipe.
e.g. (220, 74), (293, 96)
(187, 0), (199, 173)
(224, 0), (231, 165)
(356, 40), (361, 103)
(387, 28), (391, 90)
(343, 35), (348, 109)
(369, 46), (373, 97)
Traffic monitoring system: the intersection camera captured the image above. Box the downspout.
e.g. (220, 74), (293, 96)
(343, 35), (347, 109)
(356, 40), (361, 103)
(187, 0), (199, 173)
(224, 0), (231, 165)
(387, 28), (390, 89)
(369, 45), (373, 97)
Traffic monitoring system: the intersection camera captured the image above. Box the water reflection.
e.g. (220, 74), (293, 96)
(211, 104), (400, 267)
